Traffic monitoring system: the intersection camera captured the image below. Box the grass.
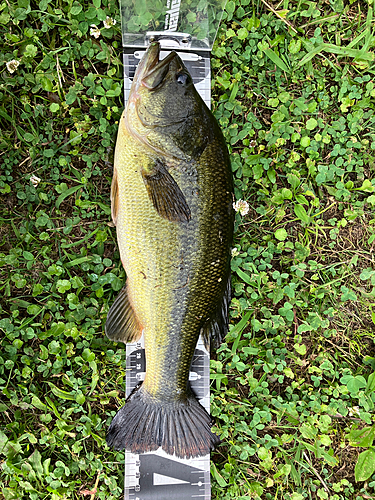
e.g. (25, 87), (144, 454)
(1, 0), (375, 498)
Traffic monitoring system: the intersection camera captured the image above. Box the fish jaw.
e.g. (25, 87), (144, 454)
(130, 42), (178, 98)
(132, 42), (160, 90)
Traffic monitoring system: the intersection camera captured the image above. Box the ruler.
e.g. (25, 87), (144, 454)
(121, 43), (212, 500)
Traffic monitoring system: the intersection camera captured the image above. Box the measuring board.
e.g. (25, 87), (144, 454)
(121, 40), (213, 500)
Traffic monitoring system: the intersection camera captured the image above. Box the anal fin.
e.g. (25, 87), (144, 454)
(105, 286), (142, 343)
(201, 272), (231, 350)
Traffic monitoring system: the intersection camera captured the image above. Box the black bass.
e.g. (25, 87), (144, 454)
(106, 42), (233, 458)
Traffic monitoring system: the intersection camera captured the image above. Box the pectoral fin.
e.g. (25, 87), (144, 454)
(111, 167), (119, 226)
(105, 286), (143, 343)
(141, 160), (191, 222)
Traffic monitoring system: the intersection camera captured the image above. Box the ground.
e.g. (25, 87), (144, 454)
(1, 0), (375, 499)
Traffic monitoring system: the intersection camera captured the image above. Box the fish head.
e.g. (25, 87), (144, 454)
(125, 42), (212, 161)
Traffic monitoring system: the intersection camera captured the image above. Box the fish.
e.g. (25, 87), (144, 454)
(105, 41), (234, 459)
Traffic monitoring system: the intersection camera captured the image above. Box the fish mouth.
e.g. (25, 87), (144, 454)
(134, 42), (179, 90)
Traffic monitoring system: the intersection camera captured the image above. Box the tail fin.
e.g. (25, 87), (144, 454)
(106, 385), (220, 458)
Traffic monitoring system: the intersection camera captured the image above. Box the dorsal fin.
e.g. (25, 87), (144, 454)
(200, 271), (231, 350)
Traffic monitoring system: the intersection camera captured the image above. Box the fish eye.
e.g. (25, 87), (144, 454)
(176, 73), (190, 85)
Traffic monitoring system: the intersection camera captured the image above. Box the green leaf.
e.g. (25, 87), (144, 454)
(31, 395), (47, 411)
(236, 267), (252, 285)
(24, 44), (37, 58)
(23, 251), (34, 260)
(289, 39), (301, 54)
(349, 426), (375, 447)
(295, 194), (308, 205)
(56, 184), (82, 209)
(294, 204), (310, 224)
(274, 464), (291, 479)
(282, 188), (292, 200)
(355, 448), (375, 482)
(290, 494), (304, 500)
(75, 392), (86, 405)
(275, 228), (288, 241)
(287, 173), (300, 190)
(48, 382), (75, 401)
(284, 367), (294, 378)
(347, 376), (366, 394)
(90, 371), (100, 394)
(294, 343), (307, 355)
(71, 1), (82, 15)
(2, 488), (18, 499)
(366, 372), (375, 394)
(306, 118), (318, 130)
(28, 450), (43, 479)
(40, 76), (53, 92)
(186, 12), (196, 22)
(39, 0), (49, 10)
(0, 431), (22, 457)
(225, 1), (235, 14)
(237, 27), (248, 40)
(247, 12), (260, 29)
(360, 268), (375, 280)
(0, 105), (12, 122)
(359, 179), (374, 192)
(340, 97), (355, 113)
(229, 81), (238, 102)
(297, 323), (313, 333)
(65, 87), (78, 105)
(56, 279), (71, 293)
(340, 286), (357, 302)
(267, 168), (276, 183)
(50, 103), (59, 112)
(243, 347), (259, 355)
(27, 304), (41, 315)
(263, 48), (290, 73)
(229, 310), (252, 353)
(211, 462), (228, 487)
(24, 132), (35, 142)
(297, 42), (374, 69)
(44, 148), (54, 158)
(66, 255), (93, 267)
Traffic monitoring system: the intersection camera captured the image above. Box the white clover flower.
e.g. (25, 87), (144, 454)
(231, 247), (239, 257)
(6, 60), (20, 74)
(90, 25), (101, 39)
(30, 175), (41, 187)
(103, 16), (116, 29)
(348, 406), (360, 417)
(233, 199), (250, 216)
